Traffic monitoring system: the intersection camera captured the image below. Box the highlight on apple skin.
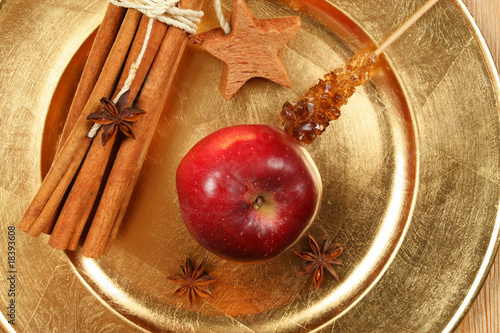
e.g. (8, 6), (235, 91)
(176, 124), (323, 263)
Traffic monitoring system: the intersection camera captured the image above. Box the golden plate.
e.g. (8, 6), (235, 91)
(0, 0), (499, 332)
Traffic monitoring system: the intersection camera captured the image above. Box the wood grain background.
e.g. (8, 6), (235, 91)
(456, 1), (499, 332)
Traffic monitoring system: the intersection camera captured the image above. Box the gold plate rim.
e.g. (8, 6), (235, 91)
(0, 0), (499, 332)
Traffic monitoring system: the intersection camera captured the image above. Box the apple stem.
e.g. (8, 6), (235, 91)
(253, 196), (264, 211)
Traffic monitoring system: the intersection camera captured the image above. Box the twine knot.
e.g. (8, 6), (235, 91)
(88, 0), (204, 138)
(108, 0), (204, 34)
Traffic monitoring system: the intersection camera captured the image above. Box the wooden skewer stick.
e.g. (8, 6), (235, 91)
(375, 0), (440, 56)
(282, 0), (443, 144)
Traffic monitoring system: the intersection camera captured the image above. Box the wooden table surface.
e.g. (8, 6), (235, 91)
(456, 1), (499, 332)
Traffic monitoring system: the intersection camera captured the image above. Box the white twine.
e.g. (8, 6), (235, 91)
(109, 0), (203, 34)
(214, 0), (230, 34)
(87, 0), (204, 139)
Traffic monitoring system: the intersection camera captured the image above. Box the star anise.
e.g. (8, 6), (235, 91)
(87, 90), (146, 146)
(295, 234), (343, 290)
(166, 258), (216, 306)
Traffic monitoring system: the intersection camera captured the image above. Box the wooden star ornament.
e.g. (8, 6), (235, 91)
(190, 0), (301, 99)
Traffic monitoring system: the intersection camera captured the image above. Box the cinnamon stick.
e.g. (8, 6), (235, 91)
(18, 9), (142, 233)
(67, 17), (170, 251)
(103, 164), (138, 252)
(57, 4), (126, 153)
(65, 140), (118, 251)
(48, 137), (109, 249)
(43, 11), (149, 240)
(81, 0), (205, 258)
(30, 145), (89, 236)
(115, 16), (169, 102)
(48, 16), (168, 250)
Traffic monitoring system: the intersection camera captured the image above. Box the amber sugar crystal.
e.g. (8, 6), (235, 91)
(281, 51), (377, 144)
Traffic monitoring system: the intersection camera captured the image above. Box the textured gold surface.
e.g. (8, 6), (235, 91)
(456, 1), (499, 331)
(0, 0), (499, 332)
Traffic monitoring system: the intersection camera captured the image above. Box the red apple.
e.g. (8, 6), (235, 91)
(176, 124), (322, 263)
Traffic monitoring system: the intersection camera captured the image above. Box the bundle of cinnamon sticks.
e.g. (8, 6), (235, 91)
(18, 0), (204, 258)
